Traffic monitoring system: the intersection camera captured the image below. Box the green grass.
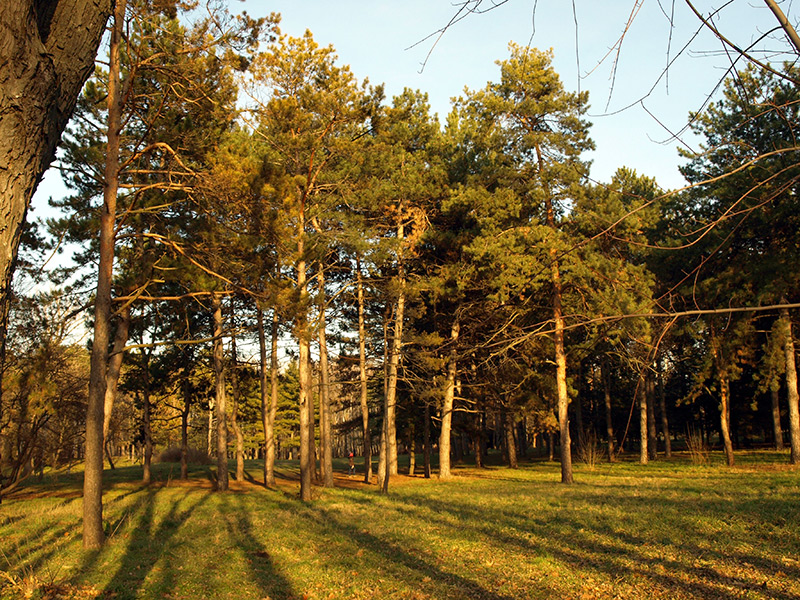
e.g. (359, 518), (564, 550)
(1, 452), (799, 599)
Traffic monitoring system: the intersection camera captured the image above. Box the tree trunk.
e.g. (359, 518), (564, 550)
(0, 0), (112, 382)
(780, 309), (800, 464)
(438, 318), (460, 479)
(771, 387), (784, 450)
(258, 306), (279, 487)
(317, 267), (334, 488)
(657, 366), (672, 458)
(103, 305), (130, 469)
(212, 293), (229, 491)
(356, 258), (372, 483)
(141, 362), (153, 485)
(82, 0), (124, 549)
(180, 375), (190, 480)
(602, 358), (615, 460)
(647, 374), (658, 460)
(229, 306), (245, 483)
(505, 410), (518, 469)
(423, 403), (432, 479)
(719, 375), (735, 467)
(408, 423), (416, 475)
(639, 379), (648, 465)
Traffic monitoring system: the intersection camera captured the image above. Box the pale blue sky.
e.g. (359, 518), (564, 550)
(33, 1), (797, 214)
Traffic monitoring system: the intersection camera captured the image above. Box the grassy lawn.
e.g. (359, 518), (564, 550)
(1, 452), (799, 599)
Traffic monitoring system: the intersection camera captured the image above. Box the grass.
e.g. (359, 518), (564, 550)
(1, 451), (799, 599)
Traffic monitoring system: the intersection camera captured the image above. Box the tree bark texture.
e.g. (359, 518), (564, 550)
(657, 367), (672, 458)
(781, 310), (800, 464)
(505, 411), (518, 469)
(438, 318), (460, 479)
(638, 379), (648, 465)
(602, 359), (615, 460)
(212, 293), (229, 491)
(646, 374), (658, 460)
(230, 311), (245, 483)
(317, 266), (334, 488)
(771, 387), (784, 451)
(82, 0), (123, 549)
(0, 0), (112, 376)
(719, 376), (735, 467)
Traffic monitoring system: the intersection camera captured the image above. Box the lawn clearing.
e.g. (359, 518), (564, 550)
(1, 453), (799, 599)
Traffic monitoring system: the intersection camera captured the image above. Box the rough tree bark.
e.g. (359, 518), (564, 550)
(0, 0), (112, 379)
(638, 378), (648, 465)
(230, 306), (245, 483)
(602, 358), (615, 460)
(103, 306), (130, 468)
(771, 388), (784, 451)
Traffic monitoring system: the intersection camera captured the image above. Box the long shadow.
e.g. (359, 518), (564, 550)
(270, 496), (524, 600)
(220, 493), (299, 599)
(72, 487), (210, 599)
(396, 490), (800, 600)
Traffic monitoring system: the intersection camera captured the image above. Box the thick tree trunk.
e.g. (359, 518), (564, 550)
(780, 310), (800, 464)
(356, 260), (372, 483)
(212, 293), (229, 491)
(602, 358), (615, 460)
(0, 0), (112, 380)
(229, 309), (245, 483)
(317, 267), (334, 488)
(639, 379), (648, 465)
(82, 0), (124, 549)
(771, 387), (784, 451)
(505, 411), (518, 469)
(438, 318), (460, 479)
(297, 250), (313, 501)
(103, 305), (130, 469)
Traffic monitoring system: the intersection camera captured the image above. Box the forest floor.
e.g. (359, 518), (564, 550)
(1, 450), (799, 600)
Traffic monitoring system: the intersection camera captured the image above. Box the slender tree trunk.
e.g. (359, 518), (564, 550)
(212, 293), (229, 491)
(103, 305), (130, 469)
(258, 306), (279, 487)
(780, 309), (800, 464)
(657, 366), (672, 458)
(423, 403), (432, 478)
(408, 423), (416, 475)
(317, 267), (334, 488)
(647, 374), (658, 460)
(180, 375), (190, 480)
(771, 387), (784, 450)
(719, 376), (735, 466)
(356, 259), (372, 483)
(438, 318), (460, 479)
(229, 307), (244, 483)
(141, 364), (153, 485)
(602, 358), (615, 460)
(551, 233), (572, 482)
(82, 0), (125, 549)
(639, 378), (648, 465)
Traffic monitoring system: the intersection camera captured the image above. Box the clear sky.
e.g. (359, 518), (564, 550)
(32, 1), (797, 214)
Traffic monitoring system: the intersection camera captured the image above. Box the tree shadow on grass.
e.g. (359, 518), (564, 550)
(267, 496), (522, 600)
(398, 491), (800, 600)
(220, 493), (299, 600)
(71, 487), (210, 600)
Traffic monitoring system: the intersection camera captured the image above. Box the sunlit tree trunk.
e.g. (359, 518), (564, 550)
(212, 293), (229, 491)
(141, 354), (153, 485)
(317, 266), (334, 488)
(423, 403), (432, 479)
(780, 309), (800, 464)
(82, 0), (125, 548)
(438, 318), (460, 479)
(771, 388), (784, 451)
(505, 410), (518, 469)
(639, 378), (648, 465)
(103, 305), (130, 469)
(230, 305), (245, 482)
(180, 373), (190, 480)
(258, 306), (279, 487)
(647, 374), (658, 460)
(356, 258), (372, 483)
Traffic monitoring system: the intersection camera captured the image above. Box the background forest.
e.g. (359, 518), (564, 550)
(1, 0), (799, 553)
